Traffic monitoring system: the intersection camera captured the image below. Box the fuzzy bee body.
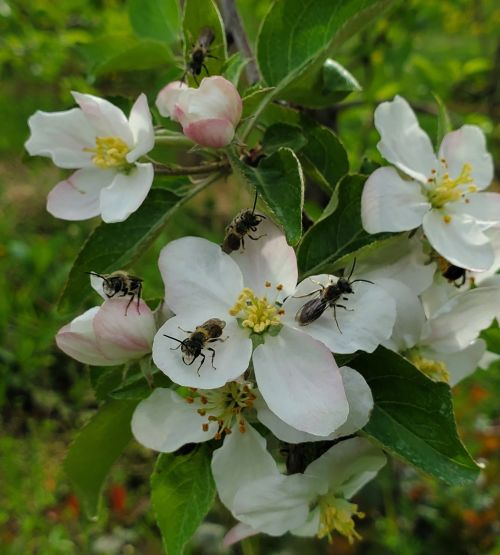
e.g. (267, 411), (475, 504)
(222, 194), (265, 254)
(442, 264), (467, 287)
(185, 27), (215, 83)
(89, 271), (143, 315)
(165, 318), (226, 374)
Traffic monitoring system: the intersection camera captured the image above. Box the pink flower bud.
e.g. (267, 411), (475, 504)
(155, 76), (242, 148)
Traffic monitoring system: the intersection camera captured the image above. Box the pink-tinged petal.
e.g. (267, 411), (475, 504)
(158, 237), (243, 318)
(423, 210), (493, 271)
(155, 81), (189, 120)
(55, 307), (115, 366)
(439, 125), (493, 190)
(374, 95), (438, 183)
(93, 299), (155, 360)
(25, 108), (95, 168)
(223, 523), (259, 547)
(71, 91), (133, 144)
(361, 167), (430, 233)
(131, 388), (217, 452)
(99, 163), (154, 223)
(153, 316), (252, 389)
(231, 217), (298, 299)
(253, 326), (348, 436)
(212, 423), (279, 509)
(89, 272), (108, 301)
(183, 118), (234, 148)
(47, 168), (115, 221)
(126, 93), (155, 162)
(451, 192), (500, 225)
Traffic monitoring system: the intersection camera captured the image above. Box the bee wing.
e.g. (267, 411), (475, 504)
(295, 298), (328, 325)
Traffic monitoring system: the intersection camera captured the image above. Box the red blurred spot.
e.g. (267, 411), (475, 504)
(66, 494), (80, 519)
(109, 483), (127, 513)
(469, 385), (489, 403)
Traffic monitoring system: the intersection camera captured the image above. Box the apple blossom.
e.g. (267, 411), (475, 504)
(212, 433), (386, 542)
(152, 219), (349, 437)
(56, 298), (156, 366)
(361, 95), (497, 271)
(155, 76), (242, 148)
(25, 92), (154, 223)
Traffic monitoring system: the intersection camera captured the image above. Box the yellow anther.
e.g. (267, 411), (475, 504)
(84, 136), (130, 169)
(317, 496), (365, 544)
(443, 215), (452, 224)
(229, 287), (282, 333)
(408, 353), (450, 383)
(427, 162), (474, 209)
(265, 281), (272, 288)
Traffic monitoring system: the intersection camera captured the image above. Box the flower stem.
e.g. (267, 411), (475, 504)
(154, 134), (194, 147)
(153, 159), (230, 176)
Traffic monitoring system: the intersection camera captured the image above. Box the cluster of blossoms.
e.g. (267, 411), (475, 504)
(26, 80), (499, 546)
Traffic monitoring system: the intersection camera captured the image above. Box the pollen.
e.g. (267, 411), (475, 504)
(229, 287), (282, 333)
(407, 352), (450, 383)
(443, 214), (452, 224)
(427, 162), (474, 209)
(84, 136), (130, 169)
(317, 495), (365, 544)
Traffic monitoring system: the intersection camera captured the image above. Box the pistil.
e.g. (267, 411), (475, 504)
(84, 136), (130, 169)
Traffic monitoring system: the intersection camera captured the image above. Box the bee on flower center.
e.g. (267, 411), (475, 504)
(184, 27), (216, 84)
(88, 271), (143, 315)
(295, 260), (373, 330)
(164, 318), (226, 374)
(222, 192), (266, 254)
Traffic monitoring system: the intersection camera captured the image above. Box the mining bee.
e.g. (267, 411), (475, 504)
(184, 27), (216, 84)
(294, 260), (373, 330)
(164, 318), (226, 375)
(222, 193), (266, 254)
(88, 271), (143, 315)
(436, 256), (467, 287)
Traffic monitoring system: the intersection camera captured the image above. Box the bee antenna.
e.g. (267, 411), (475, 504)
(163, 334), (184, 345)
(251, 190), (258, 214)
(86, 271), (109, 283)
(351, 279), (374, 285)
(347, 258), (357, 281)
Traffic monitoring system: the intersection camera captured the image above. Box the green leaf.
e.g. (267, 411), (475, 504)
(480, 320), (500, 355)
(222, 52), (248, 86)
(350, 347), (479, 485)
(434, 93), (452, 147)
(128, 0), (180, 44)
(59, 189), (183, 312)
(182, 0), (227, 84)
(64, 400), (139, 518)
(261, 123), (307, 155)
(151, 445), (216, 555)
(229, 147), (304, 245)
(297, 174), (391, 276)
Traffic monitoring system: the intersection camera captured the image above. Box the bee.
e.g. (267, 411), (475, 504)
(436, 256), (467, 287)
(184, 27), (216, 84)
(164, 318), (226, 374)
(88, 271), (143, 315)
(222, 193), (266, 254)
(294, 260), (373, 330)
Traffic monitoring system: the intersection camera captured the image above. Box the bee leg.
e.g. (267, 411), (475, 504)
(197, 353), (206, 376)
(332, 304), (343, 334)
(136, 284), (142, 314)
(178, 326), (193, 333)
(125, 294), (135, 316)
(170, 343), (182, 351)
(206, 54), (218, 60)
(248, 233), (266, 241)
(207, 347), (217, 370)
(202, 63), (210, 75)
(336, 304), (354, 312)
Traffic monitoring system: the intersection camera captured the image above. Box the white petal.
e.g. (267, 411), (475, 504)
(304, 437), (386, 498)
(72, 91), (133, 144)
(231, 217), (298, 298)
(126, 93), (155, 162)
(155, 81), (189, 120)
(256, 367), (372, 443)
(284, 276), (396, 354)
(374, 95), (438, 182)
(153, 316), (252, 388)
(158, 237), (243, 318)
(47, 168), (115, 221)
(99, 163), (154, 223)
(361, 167), (430, 233)
(472, 226), (500, 285)
(223, 523), (259, 547)
(211, 423), (279, 509)
(253, 326), (348, 436)
(439, 125), (493, 190)
(25, 108), (95, 168)
(89, 272), (108, 300)
(423, 286), (500, 352)
(452, 192), (500, 225)
(423, 210), (493, 271)
(131, 388), (217, 452)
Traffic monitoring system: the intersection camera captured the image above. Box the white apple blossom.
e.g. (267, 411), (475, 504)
(25, 92), (154, 223)
(212, 433), (386, 542)
(361, 95), (497, 271)
(152, 219), (349, 437)
(156, 76), (242, 148)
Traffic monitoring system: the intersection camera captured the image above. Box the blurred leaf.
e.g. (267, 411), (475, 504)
(151, 445), (216, 555)
(261, 123), (307, 155)
(64, 400), (138, 518)
(128, 0), (180, 44)
(351, 347), (480, 485)
(434, 93), (452, 147)
(110, 370), (172, 400)
(298, 174), (391, 276)
(322, 59), (362, 94)
(229, 147), (304, 245)
(59, 189), (183, 312)
(182, 0), (227, 84)
(480, 320), (500, 355)
(222, 52), (248, 85)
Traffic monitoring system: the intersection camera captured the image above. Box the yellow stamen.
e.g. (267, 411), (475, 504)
(229, 287), (282, 333)
(84, 136), (130, 169)
(443, 214), (452, 224)
(317, 496), (365, 544)
(427, 163), (474, 209)
(408, 352), (450, 383)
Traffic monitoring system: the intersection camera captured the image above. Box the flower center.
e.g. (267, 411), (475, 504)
(85, 136), (130, 169)
(185, 382), (256, 440)
(317, 495), (365, 544)
(407, 351), (450, 383)
(426, 161), (476, 221)
(229, 284), (284, 334)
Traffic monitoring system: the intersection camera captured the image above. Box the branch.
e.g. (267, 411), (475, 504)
(153, 159), (230, 176)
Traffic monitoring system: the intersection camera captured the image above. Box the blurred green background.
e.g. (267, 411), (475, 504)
(1, 0), (499, 553)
